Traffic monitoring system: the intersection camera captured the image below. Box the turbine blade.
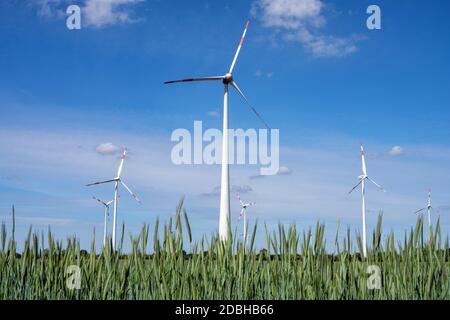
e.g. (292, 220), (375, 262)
(86, 178), (118, 186)
(230, 81), (270, 129)
(414, 208), (426, 214)
(116, 149), (127, 178)
(229, 20), (250, 74)
(348, 179), (362, 194)
(236, 193), (245, 206)
(361, 145), (367, 176)
(120, 180), (141, 204)
(239, 208), (245, 220)
(164, 76), (224, 84)
(92, 196), (107, 206)
(367, 177), (386, 192)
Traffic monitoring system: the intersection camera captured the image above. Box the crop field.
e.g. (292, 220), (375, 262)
(0, 201), (449, 300)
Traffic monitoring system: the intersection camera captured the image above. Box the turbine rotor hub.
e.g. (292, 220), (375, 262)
(223, 73), (233, 84)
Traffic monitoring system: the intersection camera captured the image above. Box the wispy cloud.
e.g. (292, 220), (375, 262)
(250, 166), (292, 179)
(277, 166), (292, 175)
(95, 142), (121, 155)
(0, 215), (77, 227)
(255, 69), (274, 78)
(83, 0), (144, 28)
(35, 0), (67, 18)
(369, 145), (407, 159)
(201, 185), (253, 197)
(32, 0), (144, 28)
(207, 111), (220, 118)
(388, 146), (405, 157)
(251, 0), (363, 58)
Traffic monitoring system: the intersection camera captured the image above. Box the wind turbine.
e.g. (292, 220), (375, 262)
(415, 190), (436, 228)
(92, 196), (113, 247)
(348, 145), (386, 258)
(86, 149), (141, 250)
(237, 194), (255, 246)
(164, 20), (269, 241)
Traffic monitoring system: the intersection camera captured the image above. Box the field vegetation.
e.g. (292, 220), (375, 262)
(1, 200), (449, 299)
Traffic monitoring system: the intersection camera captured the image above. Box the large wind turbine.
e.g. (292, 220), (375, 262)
(237, 194), (255, 246)
(349, 145), (386, 258)
(164, 20), (269, 241)
(415, 190), (435, 228)
(87, 149), (141, 250)
(92, 196), (113, 247)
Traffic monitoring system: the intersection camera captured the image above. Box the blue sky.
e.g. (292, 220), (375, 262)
(1, 0), (450, 250)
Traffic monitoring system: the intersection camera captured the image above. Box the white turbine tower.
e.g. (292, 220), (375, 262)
(87, 149), (141, 250)
(415, 190), (435, 228)
(164, 20), (269, 241)
(349, 145), (386, 258)
(92, 197), (113, 247)
(237, 194), (255, 246)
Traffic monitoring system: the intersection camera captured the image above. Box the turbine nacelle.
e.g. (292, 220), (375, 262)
(223, 73), (233, 84)
(237, 193), (255, 220)
(349, 146), (386, 195)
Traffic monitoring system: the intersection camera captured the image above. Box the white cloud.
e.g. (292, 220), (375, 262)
(201, 185), (253, 197)
(95, 142), (121, 155)
(207, 111), (220, 117)
(255, 69), (275, 78)
(290, 30), (360, 58)
(389, 146), (405, 156)
(32, 0), (143, 28)
(35, 0), (66, 18)
(252, 0), (324, 29)
(277, 166), (292, 175)
(251, 0), (363, 58)
(82, 0), (144, 28)
(250, 165), (292, 179)
(36, 0), (56, 17)
(15, 216), (77, 227)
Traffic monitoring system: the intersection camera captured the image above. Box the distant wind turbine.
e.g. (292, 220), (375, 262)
(237, 194), (255, 246)
(415, 190), (436, 228)
(349, 145), (386, 258)
(87, 149), (141, 250)
(92, 196), (114, 247)
(164, 20), (269, 241)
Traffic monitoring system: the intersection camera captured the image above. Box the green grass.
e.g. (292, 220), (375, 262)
(1, 199), (449, 300)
